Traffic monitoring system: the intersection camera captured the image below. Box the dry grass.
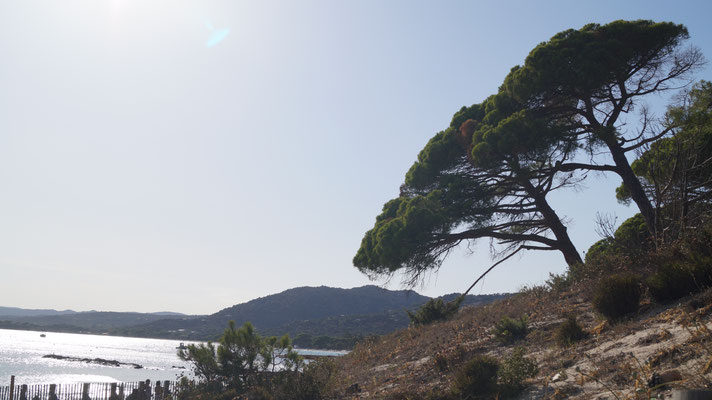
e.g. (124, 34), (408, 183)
(330, 283), (712, 399)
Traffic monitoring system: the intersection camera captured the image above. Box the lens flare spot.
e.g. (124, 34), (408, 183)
(205, 22), (230, 48)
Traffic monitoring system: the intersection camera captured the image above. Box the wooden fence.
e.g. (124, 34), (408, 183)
(0, 377), (192, 400)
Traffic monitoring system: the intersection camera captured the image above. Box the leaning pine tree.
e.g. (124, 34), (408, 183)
(355, 19), (705, 290)
(354, 94), (584, 289)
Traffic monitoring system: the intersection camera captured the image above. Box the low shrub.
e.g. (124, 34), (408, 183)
(271, 358), (338, 400)
(572, 214), (651, 283)
(613, 213), (651, 252)
(492, 315), (528, 344)
(545, 272), (570, 292)
(572, 240), (629, 282)
(407, 296), (464, 325)
(498, 347), (538, 398)
(647, 260), (712, 303)
(592, 273), (641, 322)
(451, 349), (538, 399)
(452, 355), (499, 399)
(554, 315), (588, 347)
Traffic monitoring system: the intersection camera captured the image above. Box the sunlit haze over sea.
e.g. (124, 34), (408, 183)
(0, 329), (193, 385)
(0, 329), (345, 386)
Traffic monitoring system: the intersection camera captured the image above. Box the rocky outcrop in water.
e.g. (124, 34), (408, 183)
(43, 354), (143, 369)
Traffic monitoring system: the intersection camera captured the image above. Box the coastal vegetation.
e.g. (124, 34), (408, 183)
(176, 321), (338, 399)
(355, 19), (706, 287)
(406, 296), (464, 326)
(339, 19), (712, 399)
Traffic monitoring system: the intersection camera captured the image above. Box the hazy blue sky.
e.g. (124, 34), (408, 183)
(2, 1), (711, 314)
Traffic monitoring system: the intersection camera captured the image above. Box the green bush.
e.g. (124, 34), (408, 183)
(271, 359), (338, 400)
(613, 213), (651, 251)
(407, 296), (463, 325)
(554, 315), (588, 347)
(451, 350), (537, 399)
(498, 347), (538, 398)
(452, 355), (499, 399)
(592, 273), (641, 322)
(492, 315), (528, 344)
(573, 239), (629, 282)
(647, 260), (712, 303)
(584, 238), (618, 265)
(573, 214), (651, 283)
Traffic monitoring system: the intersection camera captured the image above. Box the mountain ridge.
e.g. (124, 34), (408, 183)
(0, 285), (508, 348)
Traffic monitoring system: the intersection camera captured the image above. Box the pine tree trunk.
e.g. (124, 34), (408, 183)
(606, 140), (658, 237)
(521, 180), (583, 266)
(534, 193), (583, 266)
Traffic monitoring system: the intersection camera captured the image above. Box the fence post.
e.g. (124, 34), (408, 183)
(49, 384), (58, 400)
(19, 385), (26, 400)
(82, 383), (91, 400)
(8, 376), (13, 400)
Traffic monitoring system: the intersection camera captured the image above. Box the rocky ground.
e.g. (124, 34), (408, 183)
(331, 283), (712, 399)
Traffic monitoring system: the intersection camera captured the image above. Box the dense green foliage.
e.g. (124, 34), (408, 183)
(353, 181), (491, 278)
(267, 359), (339, 400)
(555, 315), (588, 347)
(647, 262), (708, 303)
(646, 225), (712, 302)
(452, 355), (500, 399)
(592, 274), (642, 322)
(569, 214), (651, 281)
(406, 296), (464, 325)
(500, 20), (702, 237)
(451, 349), (537, 399)
(503, 21), (690, 109)
(492, 315), (529, 344)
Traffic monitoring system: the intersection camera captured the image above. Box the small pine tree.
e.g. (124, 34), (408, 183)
(492, 316), (528, 344)
(407, 296), (464, 325)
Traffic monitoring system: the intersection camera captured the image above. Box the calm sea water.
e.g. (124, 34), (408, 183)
(0, 329), (346, 386)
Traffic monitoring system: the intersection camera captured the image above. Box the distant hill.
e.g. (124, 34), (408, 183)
(267, 292), (507, 338)
(115, 286), (507, 344)
(113, 285), (432, 340)
(214, 285), (430, 329)
(151, 311), (186, 316)
(0, 306), (77, 317)
(0, 286), (508, 348)
(1, 311), (193, 332)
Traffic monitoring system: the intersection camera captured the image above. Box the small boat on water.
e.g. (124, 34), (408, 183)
(176, 342), (188, 350)
(40, 334), (46, 338)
